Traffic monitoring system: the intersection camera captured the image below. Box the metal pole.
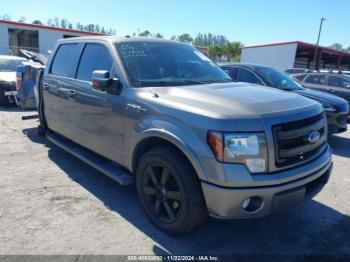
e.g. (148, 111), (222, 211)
(313, 17), (326, 70)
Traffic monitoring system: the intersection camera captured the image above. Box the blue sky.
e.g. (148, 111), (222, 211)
(2, 0), (350, 47)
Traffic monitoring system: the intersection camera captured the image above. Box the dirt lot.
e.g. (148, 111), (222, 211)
(0, 106), (349, 256)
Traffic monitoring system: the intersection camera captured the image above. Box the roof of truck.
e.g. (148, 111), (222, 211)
(57, 35), (181, 44)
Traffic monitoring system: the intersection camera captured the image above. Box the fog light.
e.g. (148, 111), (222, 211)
(242, 196), (263, 212)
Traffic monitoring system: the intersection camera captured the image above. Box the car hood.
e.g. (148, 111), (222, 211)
(0, 72), (16, 83)
(149, 82), (319, 119)
(294, 88), (348, 107)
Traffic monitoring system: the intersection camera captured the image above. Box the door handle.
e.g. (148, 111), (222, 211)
(329, 89), (335, 93)
(69, 90), (76, 97)
(43, 84), (49, 90)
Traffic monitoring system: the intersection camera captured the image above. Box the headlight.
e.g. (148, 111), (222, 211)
(207, 132), (268, 173)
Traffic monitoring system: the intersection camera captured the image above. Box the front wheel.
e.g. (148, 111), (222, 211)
(136, 147), (208, 235)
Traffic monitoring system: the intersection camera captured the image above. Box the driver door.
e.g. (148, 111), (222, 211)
(68, 42), (126, 163)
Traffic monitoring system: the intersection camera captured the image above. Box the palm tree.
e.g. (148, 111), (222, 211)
(225, 42), (243, 61)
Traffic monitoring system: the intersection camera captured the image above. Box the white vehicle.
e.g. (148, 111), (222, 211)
(0, 55), (27, 104)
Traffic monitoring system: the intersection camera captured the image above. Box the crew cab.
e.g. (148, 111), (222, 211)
(38, 36), (333, 234)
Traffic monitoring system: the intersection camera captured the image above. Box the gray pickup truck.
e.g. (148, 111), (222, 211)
(38, 36), (333, 235)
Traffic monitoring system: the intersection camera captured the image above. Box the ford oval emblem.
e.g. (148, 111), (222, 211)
(308, 130), (321, 144)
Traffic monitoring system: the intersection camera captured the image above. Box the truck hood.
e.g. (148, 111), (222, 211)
(149, 82), (319, 119)
(0, 72), (16, 83)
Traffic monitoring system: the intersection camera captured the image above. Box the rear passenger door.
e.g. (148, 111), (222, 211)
(69, 42), (126, 163)
(43, 43), (80, 138)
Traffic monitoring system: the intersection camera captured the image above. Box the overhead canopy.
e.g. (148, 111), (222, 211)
(294, 41), (350, 70)
(243, 41), (350, 71)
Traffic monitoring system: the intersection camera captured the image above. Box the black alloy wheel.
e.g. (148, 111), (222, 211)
(142, 164), (183, 223)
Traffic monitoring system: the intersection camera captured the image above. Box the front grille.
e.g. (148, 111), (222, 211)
(272, 113), (326, 168)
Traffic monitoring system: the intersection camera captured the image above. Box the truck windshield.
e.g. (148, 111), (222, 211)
(256, 66), (304, 91)
(115, 42), (232, 87)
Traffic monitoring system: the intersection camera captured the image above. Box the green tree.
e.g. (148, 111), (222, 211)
(155, 33), (163, 38)
(193, 33), (229, 47)
(330, 43), (343, 50)
(60, 18), (68, 28)
(76, 22), (83, 30)
(1, 14), (12, 20)
(32, 20), (43, 25)
(47, 19), (54, 26)
(139, 30), (151, 37)
(208, 45), (223, 60)
(224, 41), (243, 61)
(178, 33), (193, 43)
(53, 17), (60, 27)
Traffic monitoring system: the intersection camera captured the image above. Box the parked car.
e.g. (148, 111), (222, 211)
(292, 72), (350, 105)
(0, 55), (28, 104)
(220, 63), (349, 134)
(38, 36), (332, 234)
(285, 68), (314, 75)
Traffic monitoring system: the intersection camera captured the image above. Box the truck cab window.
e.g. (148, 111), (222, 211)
(50, 44), (78, 77)
(76, 44), (113, 82)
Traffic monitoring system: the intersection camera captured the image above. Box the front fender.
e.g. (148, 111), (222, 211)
(127, 116), (212, 181)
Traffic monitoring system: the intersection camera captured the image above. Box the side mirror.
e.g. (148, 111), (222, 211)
(91, 70), (119, 94)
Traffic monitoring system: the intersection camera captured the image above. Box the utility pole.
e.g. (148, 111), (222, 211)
(313, 17), (326, 70)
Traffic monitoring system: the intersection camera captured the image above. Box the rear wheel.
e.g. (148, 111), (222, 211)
(136, 147), (208, 235)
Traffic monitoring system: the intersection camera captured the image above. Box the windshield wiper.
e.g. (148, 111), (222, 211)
(173, 79), (207, 84)
(203, 78), (233, 83)
(133, 78), (232, 87)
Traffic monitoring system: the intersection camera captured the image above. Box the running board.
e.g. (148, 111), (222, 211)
(47, 133), (135, 185)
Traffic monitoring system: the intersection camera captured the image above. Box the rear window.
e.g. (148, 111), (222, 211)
(50, 44), (78, 77)
(304, 74), (326, 85)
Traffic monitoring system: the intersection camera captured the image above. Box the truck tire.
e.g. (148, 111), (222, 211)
(136, 147), (208, 235)
(37, 72), (48, 137)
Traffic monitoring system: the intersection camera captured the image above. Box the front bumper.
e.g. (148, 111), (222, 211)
(0, 82), (17, 104)
(201, 147), (333, 219)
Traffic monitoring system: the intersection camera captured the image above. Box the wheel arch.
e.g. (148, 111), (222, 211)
(130, 131), (206, 181)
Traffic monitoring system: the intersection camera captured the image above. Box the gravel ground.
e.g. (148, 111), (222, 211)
(0, 106), (349, 256)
